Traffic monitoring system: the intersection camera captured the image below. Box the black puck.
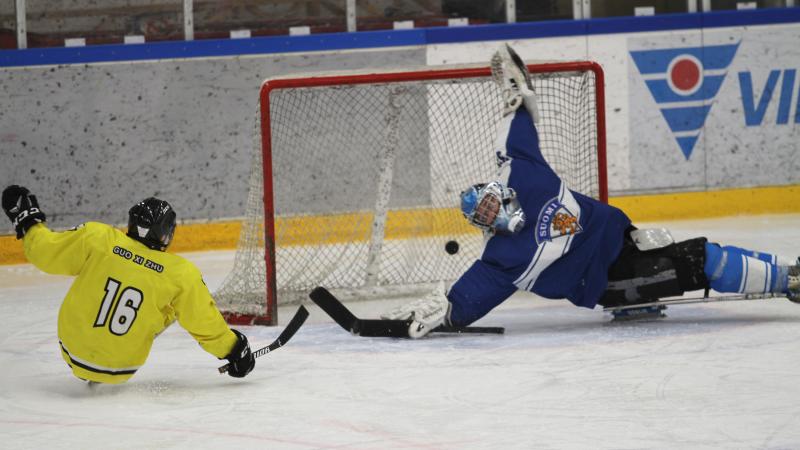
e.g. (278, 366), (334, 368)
(445, 240), (459, 255)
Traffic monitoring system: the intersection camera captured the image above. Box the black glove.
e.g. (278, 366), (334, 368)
(224, 329), (255, 378)
(2, 185), (46, 239)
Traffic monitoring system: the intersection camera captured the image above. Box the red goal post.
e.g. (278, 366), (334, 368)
(214, 61), (607, 325)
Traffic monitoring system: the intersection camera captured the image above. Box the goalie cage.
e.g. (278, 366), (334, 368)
(213, 61), (607, 325)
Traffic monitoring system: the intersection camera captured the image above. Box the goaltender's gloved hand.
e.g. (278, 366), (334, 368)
(224, 329), (255, 378)
(381, 281), (450, 338)
(2, 185), (46, 239)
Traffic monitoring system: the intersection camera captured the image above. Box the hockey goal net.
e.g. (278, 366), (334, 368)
(214, 61), (607, 325)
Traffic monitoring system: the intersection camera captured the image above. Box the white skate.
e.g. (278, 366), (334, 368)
(788, 258), (800, 303)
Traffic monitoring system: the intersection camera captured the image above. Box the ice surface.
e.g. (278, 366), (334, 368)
(1, 215), (799, 449)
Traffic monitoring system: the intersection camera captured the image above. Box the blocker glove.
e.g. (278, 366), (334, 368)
(224, 329), (255, 378)
(2, 185), (46, 239)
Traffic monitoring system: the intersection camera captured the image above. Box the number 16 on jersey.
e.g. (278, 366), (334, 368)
(94, 277), (143, 336)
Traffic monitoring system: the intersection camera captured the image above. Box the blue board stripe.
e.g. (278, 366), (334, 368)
(1, 8), (799, 68)
(0, 28), (428, 67)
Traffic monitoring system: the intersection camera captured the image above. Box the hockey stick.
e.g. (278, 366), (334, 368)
(218, 305), (309, 374)
(309, 286), (504, 337)
(603, 292), (788, 313)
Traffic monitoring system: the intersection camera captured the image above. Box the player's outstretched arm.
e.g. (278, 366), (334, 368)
(3, 185), (94, 275)
(171, 264), (256, 377)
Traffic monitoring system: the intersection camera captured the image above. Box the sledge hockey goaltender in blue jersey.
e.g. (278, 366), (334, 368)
(461, 105), (632, 312)
(381, 44), (800, 339)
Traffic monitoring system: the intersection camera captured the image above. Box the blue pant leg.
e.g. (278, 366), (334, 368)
(721, 245), (777, 264)
(704, 242), (787, 293)
(448, 260), (518, 327)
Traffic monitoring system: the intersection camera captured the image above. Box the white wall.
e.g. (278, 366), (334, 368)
(2, 19), (799, 234)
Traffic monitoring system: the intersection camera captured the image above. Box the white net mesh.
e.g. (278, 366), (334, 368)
(213, 64), (602, 323)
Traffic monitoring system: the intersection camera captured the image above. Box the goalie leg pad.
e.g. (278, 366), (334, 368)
(600, 237), (709, 307)
(630, 228), (674, 251)
(665, 237), (709, 292)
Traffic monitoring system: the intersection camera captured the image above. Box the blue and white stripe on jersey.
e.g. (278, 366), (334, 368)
(513, 181), (581, 291)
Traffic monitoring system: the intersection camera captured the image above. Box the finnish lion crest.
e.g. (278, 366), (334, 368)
(535, 198), (582, 244)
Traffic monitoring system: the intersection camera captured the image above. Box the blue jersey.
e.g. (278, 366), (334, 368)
(448, 108), (631, 325)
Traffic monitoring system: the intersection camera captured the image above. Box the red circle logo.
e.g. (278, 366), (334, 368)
(667, 55), (703, 96)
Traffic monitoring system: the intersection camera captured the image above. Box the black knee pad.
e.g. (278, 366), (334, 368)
(664, 237), (708, 292)
(600, 237), (709, 307)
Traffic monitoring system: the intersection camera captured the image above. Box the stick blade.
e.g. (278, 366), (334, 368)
(272, 305), (310, 349)
(309, 286), (359, 332)
(353, 319), (412, 337)
(434, 325), (505, 334)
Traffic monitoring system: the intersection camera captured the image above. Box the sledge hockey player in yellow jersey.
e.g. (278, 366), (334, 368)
(2, 185), (256, 384)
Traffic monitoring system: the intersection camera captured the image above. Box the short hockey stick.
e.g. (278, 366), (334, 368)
(603, 292), (787, 313)
(309, 286), (504, 337)
(218, 305), (309, 374)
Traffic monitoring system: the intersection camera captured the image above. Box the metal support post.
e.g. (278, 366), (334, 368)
(347, 0), (356, 32)
(506, 0), (516, 23)
(184, 0), (194, 41)
(573, 0), (591, 19)
(15, 0), (27, 49)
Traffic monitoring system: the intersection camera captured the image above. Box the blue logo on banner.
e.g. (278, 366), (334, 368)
(629, 43), (740, 160)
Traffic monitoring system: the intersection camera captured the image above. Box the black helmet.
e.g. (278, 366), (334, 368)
(127, 197), (176, 251)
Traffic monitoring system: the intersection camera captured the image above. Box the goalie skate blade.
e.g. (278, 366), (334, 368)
(603, 292), (787, 313)
(611, 305), (666, 322)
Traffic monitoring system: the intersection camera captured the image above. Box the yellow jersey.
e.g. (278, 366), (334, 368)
(23, 222), (237, 384)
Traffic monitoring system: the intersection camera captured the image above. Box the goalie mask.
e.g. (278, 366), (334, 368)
(460, 181), (526, 235)
(127, 197), (177, 251)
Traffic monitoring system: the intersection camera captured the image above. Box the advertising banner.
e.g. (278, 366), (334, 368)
(628, 25), (800, 192)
